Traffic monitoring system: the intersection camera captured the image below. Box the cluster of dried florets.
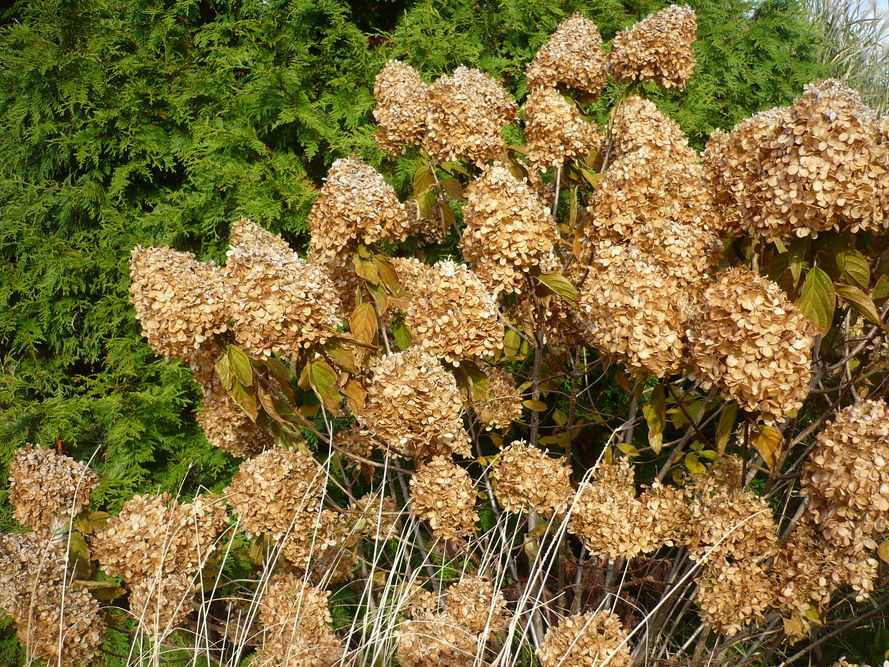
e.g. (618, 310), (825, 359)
(409, 456), (478, 540)
(469, 365), (523, 431)
(373, 60), (429, 156)
(687, 268), (814, 422)
(695, 560), (775, 636)
(494, 440), (573, 517)
(443, 575), (510, 634)
(525, 14), (608, 95)
(523, 87), (602, 168)
(624, 219), (721, 288)
(609, 5), (697, 89)
(396, 615), (479, 667)
(360, 349), (470, 458)
(195, 371), (273, 458)
(611, 96), (697, 160)
(537, 610), (632, 667)
(462, 164), (557, 295)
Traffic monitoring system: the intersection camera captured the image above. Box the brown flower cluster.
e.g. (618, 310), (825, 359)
(225, 218), (340, 359)
(8, 445), (99, 532)
(624, 219), (721, 288)
(195, 370), (273, 458)
(130, 245), (230, 362)
(687, 268), (813, 422)
(537, 610), (632, 667)
(609, 5), (697, 90)
(128, 572), (199, 638)
(470, 365), (523, 431)
(0, 533), (104, 666)
(610, 96), (697, 161)
(360, 349), (471, 459)
(409, 456), (478, 540)
(396, 615), (479, 667)
(443, 575), (509, 634)
(401, 259), (504, 363)
(373, 60), (429, 155)
(494, 440), (573, 518)
(423, 66), (517, 164)
(307, 156), (411, 260)
(280, 509), (358, 585)
(523, 87), (603, 169)
(695, 560), (775, 636)
(462, 164), (557, 295)
(525, 14), (608, 95)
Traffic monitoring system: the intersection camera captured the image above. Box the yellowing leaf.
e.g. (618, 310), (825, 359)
(343, 379), (366, 415)
(215, 354), (234, 391)
(873, 274), (889, 301)
(836, 249), (870, 290)
(308, 360), (341, 413)
(835, 283), (883, 327)
(503, 329), (521, 358)
(523, 400), (548, 411)
(350, 303), (378, 345)
(227, 345), (253, 387)
(617, 442), (640, 457)
(752, 424), (783, 471)
(413, 163), (436, 196)
(716, 402), (738, 455)
(684, 452), (706, 474)
(878, 539), (889, 565)
(537, 272), (579, 308)
(796, 266), (835, 334)
(643, 384), (666, 455)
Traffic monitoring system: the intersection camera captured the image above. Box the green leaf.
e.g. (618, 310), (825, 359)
(715, 403), (738, 455)
(537, 273), (579, 308)
(787, 237), (810, 287)
(264, 357), (296, 403)
(392, 318), (411, 350)
(413, 163), (436, 196)
(684, 452), (706, 474)
(835, 283), (883, 327)
(643, 384), (666, 455)
(227, 345), (254, 387)
(325, 340), (358, 373)
(836, 249), (870, 290)
(796, 266), (835, 334)
(215, 354), (234, 391)
(503, 329), (522, 358)
(440, 177), (463, 200)
(376, 254), (400, 293)
(309, 360), (341, 413)
(873, 274), (889, 301)
(231, 381), (259, 421)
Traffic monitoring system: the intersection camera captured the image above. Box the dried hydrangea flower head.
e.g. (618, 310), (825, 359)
(396, 614), (479, 667)
(462, 164), (557, 295)
(637, 479), (691, 547)
(130, 245), (230, 362)
(224, 218), (340, 359)
(687, 268), (814, 422)
(360, 349), (471, 459)
(610, 96), (697, 161)
(423, 65), (517, 164)
(470, 364), (523, 431)
(494, 440), (573, 518)
(523, 87), (603, 169)
(225, 446), (325, 541)
(695, 559), (774, 636)
(307, 156), (411, 261)
(373, 60), (429, 155)
(625, 219), (721, 289)
(8, 445), (99, 532)
(195, 371), (273, 458)
(526, 14), (608, 95)
(409, 456), (478, 540)
(92, 492), (227, 581)
(401, 259), (503, 363)
(580, 246), (691, 378)
(801, 400), (889, 551)
(0, 533), (105, 667)
(129, 572), (198, 638)
(280, 508), (360, 585)
(310, 250), (362, 318)
(537, 610), (632, 667)
(609, 5), (697, 90)
(443, 575), (509, 634)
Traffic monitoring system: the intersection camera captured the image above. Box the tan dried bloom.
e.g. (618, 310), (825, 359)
(462, 164), (557, 295)
(410, 456), (478, 540)
(687, 268), (814, 422)
(396, 614), (480, 667)
(402, 259), (504, 363)
(398, 582), (440, 620)
(350, 493), (402, 542)
(309, 250), (362, 319)
(494, 440), (573, 517)
(523, 87), (603, 168)
(92, 493), (227, 582)
(373, 60), (429, 155)
(8, 445), (99, 532)
(307, 156), (411, 260)
(423, 66), (517, 164)
(360, 349), (471, 459)
(610, 96), (697, 161)
(443, 576), (509, 634)
(225, 446), (325, 541)
(609, 5), (697, 90)
(580, 247), (691, 378)
(637, 480), (691, 547)
(695, 559), (775, 636)
(195, 375), (273, 458)
(130, 245), (230, 362)
(801, 400), (889, 551)
(625, 219), (722, 289)
(128, 572), (197, 638)
(537, 610), (632, 667)
(280, 509), (358, 585)
(526, 15), (608, 95)
(470, 364), (523, 431)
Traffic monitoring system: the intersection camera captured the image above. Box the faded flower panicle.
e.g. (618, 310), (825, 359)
(409, 456), (478, 540)
(801, 400), (889, 551)
(424, 66), (517, 164)
(443, 575), (509, 634)
(610, 96), (698, 162)
(8, 445), (99, 532)
(609, 5), (697, 90)
(350, 493), (402, 542)
(0, 533), (105, 667)
(307, 157), (411, 261)
(225, 218), (340, 359)
(494, 440), (574, 518)
(470, 365), (523, 431)
(310, 250), (362, 318)
(523, 87), (603, 168)
(637, 480), (691, 548)
(695, 559), (775, 636)
(462, 164), (557, 295)
(129, 245), (230, 362)
(623, 219), (722, 289)
(281, 509), (358, 585)
(525, 14), (608, 95)
(225, 446), (325, 541)
(373, 60), (429, 155)
(537, 610), (632, 667)
(360, 349), (471, 459)
(580, 247), (691, 378)
(195, 373), (273, 459)
(396, 614), (479, 667)
(687, 268), (814, 422)
(128, 573), (198, 638)
(402, 259), (504, 363)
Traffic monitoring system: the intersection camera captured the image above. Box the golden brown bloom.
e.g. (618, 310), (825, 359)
(526, 14), (608, 95)
(443, 575), (509, 634)
(424, 66), (517, 164)
(695, 559), (775, 636)
(409, 456), (478, 540)
(610, 96), (697, 161)
(469, 364), (523, 431)
(396, 614), (479, 667)
(609, 5), (697, 90)
(8, 445), (99, 532)
(537, 610), (632, 667)
(687, 268), (814, 423)
(462, 164), (557, 295)
(523, 87), (603, 168)
(623, 218), (721, 289)
(128, 572), (198, 638)
(280, 509), (358, 585)
(195, 370), (273, 458)
(494, 440), (573, 518)
(373, 60), (429, 155)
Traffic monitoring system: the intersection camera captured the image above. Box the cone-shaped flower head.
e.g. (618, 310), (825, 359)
(537, 610), (632, 667)
(526, 14), (608, 95)
(469, 364), (523, 431)
(494, 440), (573, 518)
(523, 87), (603, 168)
(373, 60), (429, 155)
(443, 575), (509, 634)
(409, 456), (478, 540)
(695, 559), (775, 636)
(396, 614), (479, 667)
